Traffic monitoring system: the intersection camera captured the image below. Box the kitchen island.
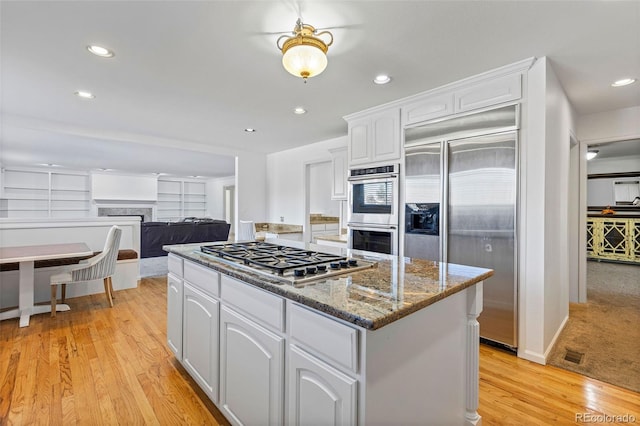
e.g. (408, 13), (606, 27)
(164, 240), (493, 426)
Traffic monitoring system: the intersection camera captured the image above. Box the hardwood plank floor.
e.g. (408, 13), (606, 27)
(1, 277), (638, 425)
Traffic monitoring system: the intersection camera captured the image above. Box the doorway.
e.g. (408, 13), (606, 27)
(552, 138), (640, 392)
(303, 160), (342, 243)
(582, 138), (640, 300)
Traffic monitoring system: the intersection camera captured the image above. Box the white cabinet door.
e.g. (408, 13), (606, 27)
(167, 273), (183, 360)
(183, 283), (219, 403)
(329, 147), (348, 200)
(348, 119), (370, 165)
(347, 109), (400, 166)
(371, 110), (400, 162)
(219, 305), (284, 426)
(288, 345), (357, 426)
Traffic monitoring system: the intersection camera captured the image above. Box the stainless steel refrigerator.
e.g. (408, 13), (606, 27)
(404, 105), (518, 348)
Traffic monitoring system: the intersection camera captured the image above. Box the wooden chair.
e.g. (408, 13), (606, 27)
(50, 225), (122, 317)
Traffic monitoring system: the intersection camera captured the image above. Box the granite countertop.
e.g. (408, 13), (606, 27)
(310, 215), (339, 225)
(315, 233), (348, 243)
(254, 223), (303, 234)
(164, 241), (493, 330)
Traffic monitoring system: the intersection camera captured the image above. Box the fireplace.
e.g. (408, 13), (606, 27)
(98, 207), (153, 222)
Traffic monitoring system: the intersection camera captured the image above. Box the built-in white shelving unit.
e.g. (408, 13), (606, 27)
(0, 168), (91, 218)
(157, 178), (206, 221)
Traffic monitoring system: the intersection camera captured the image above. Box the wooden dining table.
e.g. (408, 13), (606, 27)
(0, 242), (93, 327)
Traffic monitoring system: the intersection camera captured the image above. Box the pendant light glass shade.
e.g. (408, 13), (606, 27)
(277, 19), (333, 81)
(282, 44), (328, 79)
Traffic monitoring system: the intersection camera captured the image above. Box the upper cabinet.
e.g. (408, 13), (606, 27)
(344, 59), (532, 167)
(347, 108), (401, 166)
(403, 72), (523, 127)
(454, 73), (522, 113)
(329, 147), (347, 200)
(402, 93), (454, 126)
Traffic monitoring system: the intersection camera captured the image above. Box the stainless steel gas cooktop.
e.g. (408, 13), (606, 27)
(197, 241), (376, 285)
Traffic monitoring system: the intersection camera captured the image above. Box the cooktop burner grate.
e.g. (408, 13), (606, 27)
(200, 242), (346, 275)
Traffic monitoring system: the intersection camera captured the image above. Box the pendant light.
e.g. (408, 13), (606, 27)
(277, 19), (333, 82)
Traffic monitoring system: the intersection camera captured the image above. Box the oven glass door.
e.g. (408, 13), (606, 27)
(350, 227), (397, 255)
(349, 177), (398, 225)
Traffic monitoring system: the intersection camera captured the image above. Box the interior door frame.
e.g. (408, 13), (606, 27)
(223, 184), (235, 235)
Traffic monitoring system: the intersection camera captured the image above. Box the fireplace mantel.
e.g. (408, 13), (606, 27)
(97, 205), (154, 223)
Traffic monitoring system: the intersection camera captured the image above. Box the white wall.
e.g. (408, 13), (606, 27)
(266, 136), (348, 225)
(587, 155), (640, 206)
(519, 57), (576, 364)
(577, 106), (640, 143)
(91, 172), (157, 201)
(542, 59), (574, 358)
(587, 172), (640, 206)
(587, 155), (640, 174)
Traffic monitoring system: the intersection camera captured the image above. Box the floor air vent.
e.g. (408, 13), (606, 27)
(564, 349), (584, 364)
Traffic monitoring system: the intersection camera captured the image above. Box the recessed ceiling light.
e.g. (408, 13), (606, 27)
(611, 78), (636, 87)
(294, 107), (307, 115)
(87, 45), (114, 58)
(373, 74), (391, 85)
(75, 90), (95, 99)
(244, 128), (256, 133)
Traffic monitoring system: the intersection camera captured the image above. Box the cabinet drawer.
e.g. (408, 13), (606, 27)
(184, 260), (220, 297)
(289, 302), (359, 373)
(168, 254), (183, 277)
(221, 275), (284, 332)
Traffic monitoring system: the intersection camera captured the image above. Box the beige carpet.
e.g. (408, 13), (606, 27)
(547, 261), (640, 392)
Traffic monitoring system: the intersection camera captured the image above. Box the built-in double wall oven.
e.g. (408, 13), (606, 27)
(347, 164), (399, 255)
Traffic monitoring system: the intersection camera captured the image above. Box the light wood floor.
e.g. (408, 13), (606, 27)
(1, 277), (638, 425)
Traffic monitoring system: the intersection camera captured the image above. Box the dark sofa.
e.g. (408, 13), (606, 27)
(141, 219), (230, 258)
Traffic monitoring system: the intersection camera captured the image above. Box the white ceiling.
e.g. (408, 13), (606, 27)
(589, 138), (640, 160)
(1, 1), (639, 178)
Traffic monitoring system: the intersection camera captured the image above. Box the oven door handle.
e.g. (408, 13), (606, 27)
(347, 173), (398, 182)
(348, 223), (397, 230)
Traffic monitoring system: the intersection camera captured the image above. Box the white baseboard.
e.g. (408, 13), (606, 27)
(517, 314), (569, 365)
(543, 314), (569, 361)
